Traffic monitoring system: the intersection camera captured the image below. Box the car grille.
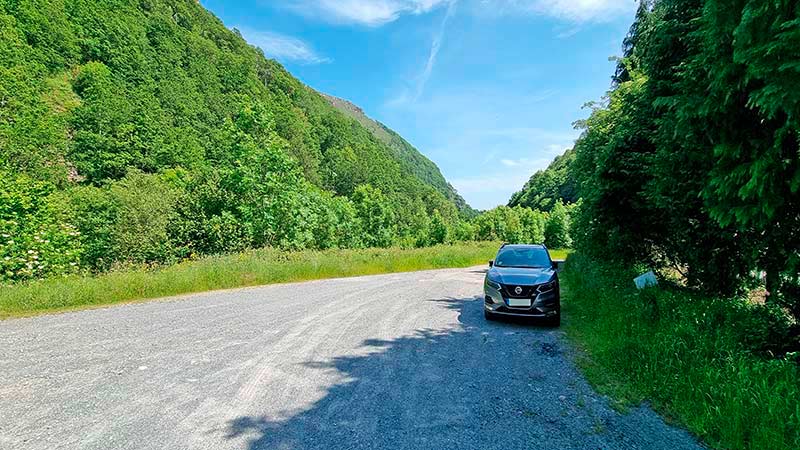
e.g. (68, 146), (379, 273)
(500, 284), (536, 299)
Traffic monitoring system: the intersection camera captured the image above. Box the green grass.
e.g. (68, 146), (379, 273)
(0, 242), (501, 319)
(561, 253), (800, 450)
(548, 248), (570, 261)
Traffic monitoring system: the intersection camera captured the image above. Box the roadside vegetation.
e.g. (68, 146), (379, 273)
(562, 255), (799, 449)
(540, 1), (800, 449)
(0, 242), (504, 319)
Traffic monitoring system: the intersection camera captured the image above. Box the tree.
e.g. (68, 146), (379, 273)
(428, 210), (449, 245)
(352, 184), (395, 248)
(545, 201), (572, 249)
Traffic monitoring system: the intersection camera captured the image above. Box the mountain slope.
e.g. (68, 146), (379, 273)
(508, 148), (578, 211)
(322, 94), (473, 215)
(0, 0), (473, 281)
(0, 0), (467, 213)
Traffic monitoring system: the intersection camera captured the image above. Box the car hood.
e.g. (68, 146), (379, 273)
(488, 267), (554, 286)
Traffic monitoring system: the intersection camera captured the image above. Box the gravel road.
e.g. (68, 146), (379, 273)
(0, 267), (702, 450)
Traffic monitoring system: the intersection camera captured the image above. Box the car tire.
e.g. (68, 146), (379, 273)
(484, 310), (496, 321)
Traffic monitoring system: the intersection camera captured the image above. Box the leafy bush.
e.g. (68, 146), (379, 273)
(0, 172), (82, 282)
(428, 209), (450, 245)
(544, 200), (572, 249)
(352, 184), (395, 248)
(108, 171), (181, 265)
(61, 184), (117, 271)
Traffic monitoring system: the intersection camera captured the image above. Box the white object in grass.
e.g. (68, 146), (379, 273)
(634, 271), (658, 290)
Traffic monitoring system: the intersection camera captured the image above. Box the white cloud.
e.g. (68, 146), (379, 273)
(501, 159), (520, 167)
(235, 27), (330, 64)
(414, 1), (455, 100)
(451, 173), (532, 195)
(500, 155), (559, 168)
(284, 0), (451, 26)
(487, 0), (636, 23)
(280, 0), (633, 27)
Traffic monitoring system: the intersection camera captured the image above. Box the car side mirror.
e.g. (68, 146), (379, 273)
(488, 260), (494, 268)
(552, 261), (560, 271)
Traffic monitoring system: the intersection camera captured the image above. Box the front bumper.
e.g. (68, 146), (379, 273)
(484, 283), (559, 317)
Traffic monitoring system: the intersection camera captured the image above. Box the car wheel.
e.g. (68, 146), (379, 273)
(484, 310), (496, 321)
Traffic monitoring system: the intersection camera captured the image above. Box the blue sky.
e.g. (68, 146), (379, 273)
(200, 0), (638, 210)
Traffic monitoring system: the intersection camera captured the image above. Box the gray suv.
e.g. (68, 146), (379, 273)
(484, 244), (561, 326)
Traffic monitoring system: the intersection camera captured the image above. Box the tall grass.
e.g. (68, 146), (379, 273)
(0, 242), (501, 319)
(561, 253), (800, 450)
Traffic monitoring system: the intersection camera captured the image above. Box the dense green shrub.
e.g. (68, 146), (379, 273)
(352, 184), (395, 248)
(544, 200), (572, 249)
(428, 210), (450, 245)
(0, 172), (82, 282)
(61, 184), (117, 271)
(107, 171), (181, 265)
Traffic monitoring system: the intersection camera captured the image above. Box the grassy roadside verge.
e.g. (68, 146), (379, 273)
(0, 242), (501, 319)
(560, 253), (800, 450)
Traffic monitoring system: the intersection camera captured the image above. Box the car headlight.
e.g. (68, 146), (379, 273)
(537, 280), (557, 292)
(486, 278), (501, 289)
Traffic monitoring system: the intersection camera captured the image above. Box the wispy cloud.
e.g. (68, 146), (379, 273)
(235, 26), (330, 64)
(384, 1), (455, 106)
(451, 174), (531, 197)
(501, 157), (543, 167)
(531, 0), (635, 22)
(279, 0), (633, 28)
(483, 0), (636, 23)
(283, 0), (451, 26)
(414, 1), (456, 101)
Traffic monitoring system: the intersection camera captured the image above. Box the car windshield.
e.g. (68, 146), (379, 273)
(494, 247), (551, 269)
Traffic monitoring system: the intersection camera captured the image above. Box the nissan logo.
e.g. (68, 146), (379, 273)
(514, 286), (523, 295)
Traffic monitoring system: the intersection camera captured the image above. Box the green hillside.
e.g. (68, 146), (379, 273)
(322, 94), (473, 215)
(508, 148), (577, 211)
(0, 0), (472, 282)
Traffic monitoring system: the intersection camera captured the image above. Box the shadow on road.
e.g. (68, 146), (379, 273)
(223, 296), (559, 449)
(222, 296), (700, 450)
